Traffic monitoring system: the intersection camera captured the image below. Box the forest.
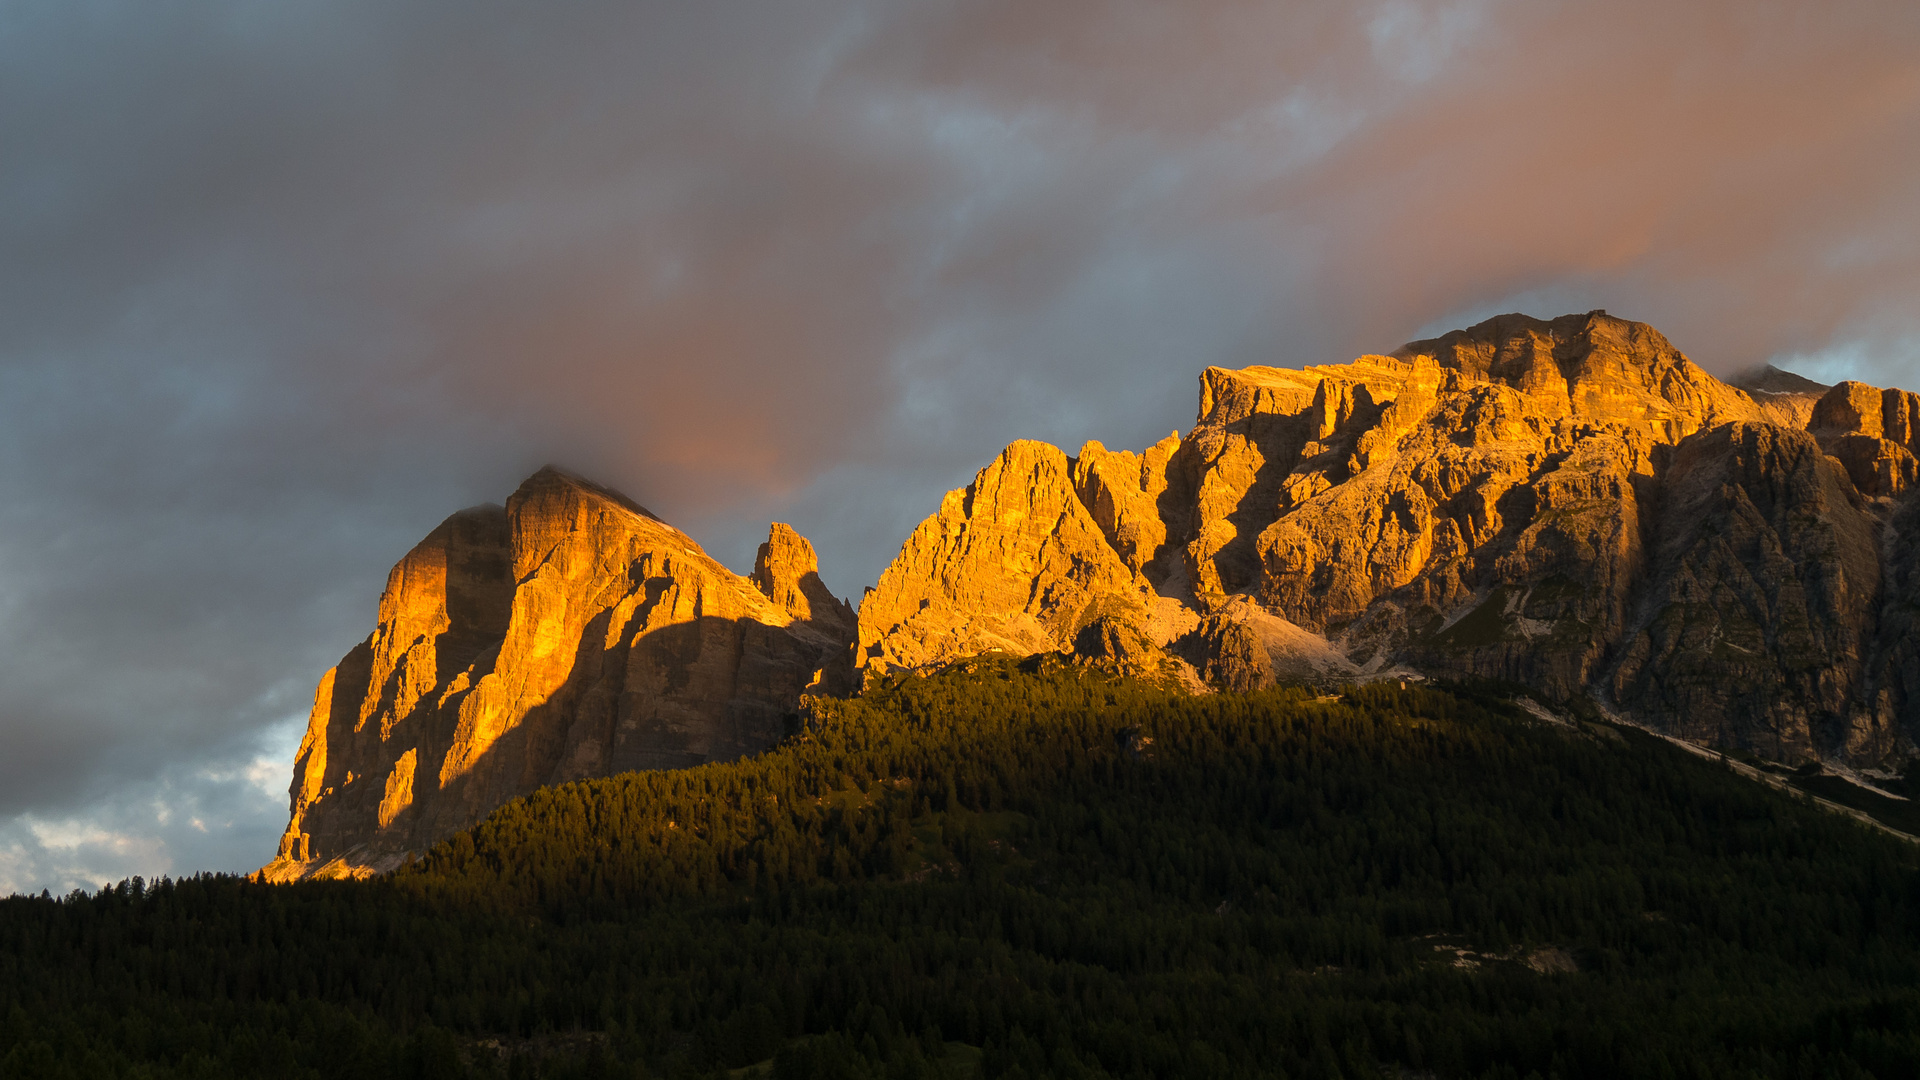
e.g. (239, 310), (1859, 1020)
(3, 656), (1918, 1078)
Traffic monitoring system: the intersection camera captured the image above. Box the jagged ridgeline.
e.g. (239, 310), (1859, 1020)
(6, 666), (1920, 1077)
(267, 310), (1920, 882)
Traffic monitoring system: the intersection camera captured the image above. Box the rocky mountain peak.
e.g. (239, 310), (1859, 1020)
(1732, 363), (1831, 399)
(855, 439), (1149, 678)
(1809, 381), (1920, 498)
(518, 463), (665, 519)
(265, 470), (852, 881)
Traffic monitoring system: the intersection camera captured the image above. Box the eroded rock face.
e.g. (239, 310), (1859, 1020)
(1866, 497), (1920, 760)
(857, 311), (1920, 765)
(856, 440), (1154, 675)
(1219, 312), (1761, 700)
(1072, 434), (1180, 576)
(265, 467), (853, 880)
(1810, 382), (1920, 499)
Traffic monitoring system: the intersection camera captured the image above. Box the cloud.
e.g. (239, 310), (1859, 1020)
(0, 716), (304, 897)
(1270, 0), (1920, 369)
(3, 0), (1919, 893)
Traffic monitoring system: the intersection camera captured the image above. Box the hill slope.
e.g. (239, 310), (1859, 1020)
(10, 666), (1920, 1077)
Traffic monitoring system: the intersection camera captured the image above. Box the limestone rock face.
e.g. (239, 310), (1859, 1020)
(857, 441), (1154, 675)
(1071, 434), (1180, 576)
(1810, 381), (1920, 445)
(1866, 497), (1920, 760)
(1810, 382), (1920, 498)
(264, 467), (852, 880)
(1222, 312), (1752, 699)
(857, 311), (1920, 766)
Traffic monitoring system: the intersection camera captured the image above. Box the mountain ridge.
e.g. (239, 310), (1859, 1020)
(855, 310), (1915, 766)
(264, 310), (1920, 879)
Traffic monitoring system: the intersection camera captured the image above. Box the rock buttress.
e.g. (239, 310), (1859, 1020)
(1612, 423), (1882, 760)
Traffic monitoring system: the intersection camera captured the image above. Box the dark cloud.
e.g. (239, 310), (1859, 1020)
(3, 0), (1918, 893)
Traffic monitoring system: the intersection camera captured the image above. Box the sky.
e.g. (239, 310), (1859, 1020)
(3, 0), (1919, 896)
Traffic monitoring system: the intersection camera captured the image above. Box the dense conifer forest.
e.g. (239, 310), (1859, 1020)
(4, 658), (1919, 1078)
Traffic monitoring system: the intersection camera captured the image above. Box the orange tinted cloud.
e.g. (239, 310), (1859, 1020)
(1277, 0), (1920, 365)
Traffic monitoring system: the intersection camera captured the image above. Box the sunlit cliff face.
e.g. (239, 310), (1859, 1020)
(265, 468), (858, 880)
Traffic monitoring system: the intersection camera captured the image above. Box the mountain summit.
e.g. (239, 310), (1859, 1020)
(266, 312), (1920, 879)
(860, 311), (1915, 761)
(264, 467), (855, 880)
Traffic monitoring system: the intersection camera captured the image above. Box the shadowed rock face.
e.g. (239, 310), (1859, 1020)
(1612, 423), (1881, 760)
(856, 311), (1920, 765)
(264, 467), (853, 880)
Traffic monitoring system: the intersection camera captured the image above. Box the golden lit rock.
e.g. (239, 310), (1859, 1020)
(264, 467), (852, 881)
(856, 310), (1919, 765)
(753, 522), (855, 636)
(856, 440), (1153, 677)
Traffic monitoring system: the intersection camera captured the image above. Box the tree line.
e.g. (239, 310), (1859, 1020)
(3, 657), (1918, 1077)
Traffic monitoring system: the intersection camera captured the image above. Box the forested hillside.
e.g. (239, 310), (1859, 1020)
(5, 660), (1919, 1078)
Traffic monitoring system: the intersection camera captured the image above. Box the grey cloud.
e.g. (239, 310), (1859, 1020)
(0, 716), (304, 896)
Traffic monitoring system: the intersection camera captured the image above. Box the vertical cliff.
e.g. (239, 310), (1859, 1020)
(1611, 423), (1882, 760)
(264, 467), (852, 880)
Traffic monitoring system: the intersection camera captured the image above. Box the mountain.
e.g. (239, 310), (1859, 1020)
(261, 467), (854, 881)
(857, 311), (1918, 764)
(265, 310), (1920, 878)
